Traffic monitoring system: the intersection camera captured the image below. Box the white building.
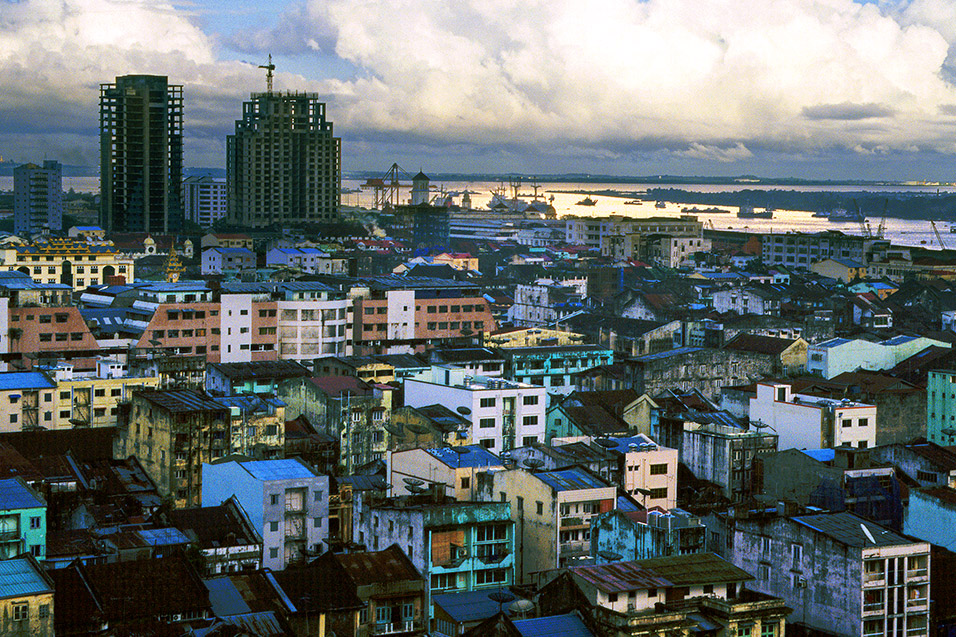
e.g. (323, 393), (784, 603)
(602, 435), (678, 510)
(14, 161), (62, 237)
(202, 458), (329, 571)
(388, 445), (503, 501)
(201, 247), (257, 275)
(183, 175), (227, 227)
(404, 366), (546, 452)
(749, 382), (877, 450)
(266, 247), (340, 274)
(508, 278), (586, 327)
(807, 335), (950, 379)
(653, 236), (712, 268)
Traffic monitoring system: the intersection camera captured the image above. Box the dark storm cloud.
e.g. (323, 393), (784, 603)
(801, 103), (896, 121)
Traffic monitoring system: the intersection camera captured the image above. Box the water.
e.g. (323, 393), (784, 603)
(2, 176), (951, 249)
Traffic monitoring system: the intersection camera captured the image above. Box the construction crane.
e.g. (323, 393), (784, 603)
(853, 200), (872, 238)
(258, 54), (275, 93)
(931, 220), (947, 250)
(875, 199), (887, 239)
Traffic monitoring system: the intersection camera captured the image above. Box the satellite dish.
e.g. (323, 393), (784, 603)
(457, 406), (472, 416)
(406, 423), (429, 435)
(385, 423), (405, 437)
(594, 438), (617, 449)
(406, 484), (428, 494)
(509, 599), (535, 616)
(403, 477), (425, 486)
(523, 458), (545, 471)
(861, 523), (876, 545)
(449, 446), (471, 455)
(942, 428), (956, 437)
(598, 550), (623, 562)
(488, 590), (515, 605)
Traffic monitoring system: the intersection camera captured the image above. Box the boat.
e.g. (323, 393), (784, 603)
(654, 201), (666, 209)
(624, 200), (643, 205)
(576, 197), (597, 206)
(737, 204), (772, 219)
(826, 208), (865, 223)
(682, 206), (731, 214)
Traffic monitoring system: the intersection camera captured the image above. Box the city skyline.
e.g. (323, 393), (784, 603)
(3, 0), (956, 180)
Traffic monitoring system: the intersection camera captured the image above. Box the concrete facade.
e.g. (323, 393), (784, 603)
(202, 458), (329, 571)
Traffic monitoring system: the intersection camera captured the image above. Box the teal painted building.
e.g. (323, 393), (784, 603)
(928, 370), (956, 445)
(501, 345), (614, 394)
(0, 478), (46, 561)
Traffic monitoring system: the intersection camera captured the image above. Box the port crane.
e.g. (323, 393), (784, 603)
(931, 220), (947, 250)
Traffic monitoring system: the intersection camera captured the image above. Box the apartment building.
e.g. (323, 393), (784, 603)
(116, 389), (232, 507)
(725, 511), (930, 637)
(477, 465), (617, 582)
(565, 215), (702, 250)
(352, 492), (514, 614)
(404, 366), (547, 452)
(389, 445), (503, 501)
(0, 478), (46, 560)
(750, 382), (877, 450)
(182, 175), (226, 228)
(202, 458), (329, 570)
(14, 161), (62, 237)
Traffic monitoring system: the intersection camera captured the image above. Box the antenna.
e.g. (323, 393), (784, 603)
(259, 54), (275, 93)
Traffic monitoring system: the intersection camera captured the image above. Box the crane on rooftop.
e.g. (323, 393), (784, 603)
(259, 54), (275, 93)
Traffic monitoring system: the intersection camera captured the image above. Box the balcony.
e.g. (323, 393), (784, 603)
(0, 530), (20, 543)
(560, 540), (590, 557)
(906, 568), (928, 581)
(862, 603), (884, 616)
(372, 620), (420, 635)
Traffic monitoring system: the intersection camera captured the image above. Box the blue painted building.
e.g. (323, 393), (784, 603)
(500, 345), (614, 395)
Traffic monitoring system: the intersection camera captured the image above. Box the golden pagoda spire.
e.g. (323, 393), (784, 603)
(164, 244), (186, 282)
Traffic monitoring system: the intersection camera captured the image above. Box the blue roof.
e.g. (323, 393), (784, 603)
(882, 335), (918, 346)
(204, 577), (252, 615)
(0, 478), (45, 511)
(536, 467), (610, 492)
(432, 589), (514, 622)
(136, 527), (191, 546)
(239, 458), (316, 481)
(0, 372), (55, 391)
(426, 445), (500, 468)
(601, 435), (658, 455)
(514, 614), (593, 637)
(0, 557), (51, 600)
(801, 449), (836, 463)
(633, 347), (702, 362)
(817, 338), (852, 348)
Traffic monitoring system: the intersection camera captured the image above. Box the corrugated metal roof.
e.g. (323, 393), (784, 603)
(800, 449), (836, 463)
(792, 511), (914, 548)
(514, 614), (593, 637)
(0, 557), (52, 599)
(633, 347), (702, 362)
(239, 458), (316, 482)
(427, 445), (500, 468)
(136, 527), (190, 546)
(433, 589), (513, 622)
(0, 478), (45, 510)
(0, 372), (55, 391)
(205, 577), (252, 615)
(536, 467), (610, 492)
(572, 561), (672, 593)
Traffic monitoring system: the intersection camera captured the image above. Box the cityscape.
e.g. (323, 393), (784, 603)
(4, 1), (956, 637)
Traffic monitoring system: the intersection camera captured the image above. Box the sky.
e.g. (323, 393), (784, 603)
(3, 0), (956, 180)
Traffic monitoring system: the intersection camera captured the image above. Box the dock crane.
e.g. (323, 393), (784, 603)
(931, 220), (947, 250)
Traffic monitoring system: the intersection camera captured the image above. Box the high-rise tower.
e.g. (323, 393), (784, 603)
(227, 91), (341, 227)
(14, 160), (62, 237)
(99, 75), (184, 233)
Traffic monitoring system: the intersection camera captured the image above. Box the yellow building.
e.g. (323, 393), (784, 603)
(0, 554), (54, 637)
(433, 252), (479, 271)
(485, 326), (587, 348)
(810, 258), (867, 283)
(52, 361), (160, 429)
(0, 237), (135, 289)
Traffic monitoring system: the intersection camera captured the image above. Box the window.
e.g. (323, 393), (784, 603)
(38, 604), (49, 619)
(479, 397), (496, 408)
(516, 496), (523, 511)
(608, 593), (618, 603)
(761, 623), (776, 637)
(859, 418), (868, 427)
(649, 487), (668, 500)
(30, 544), (42, 557)
(29, 516), (41, 529)
(313, 517), (322, 528)
(269, 548), (279, 559)
(650, 463), (668, 475)
(39, 315), (51, 324)
(761, 536), (771, 553)
(269, 521), (279, 532)
(739, 625), (753, 637)
(703, 584), (713, 594)
(475, 569), (507, 585)
(522, 436), (537, 446)
(523, 395), (538, 405)
(758, 564), (770, 580)
(479, 418), (495, 429)
(647, 588), (657, 597)
(522, 415), (538, 427)
(842, 419), (852, 428)
(431, 573), (459, 590)
(461, 477), (470, 489)
(39, 333), (51, 342)
(314, 490), (324, 502)
(481, 439), (495, 449)
(270, 494), (279, 505)
(792, 544), (803, 567)
(12, 603), (27, 621)
(537, 501), (543, 515)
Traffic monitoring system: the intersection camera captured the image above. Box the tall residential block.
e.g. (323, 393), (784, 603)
(227, 91), (341, 227)
(13, 161), (62, 237)
(99, 74), (184, 234)
(182, 175), (227, 228)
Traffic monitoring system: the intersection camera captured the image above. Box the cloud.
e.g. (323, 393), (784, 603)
(3, 0), (956, 177)
(802, 103), (896, 121)
(676, 143), (755, 163)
